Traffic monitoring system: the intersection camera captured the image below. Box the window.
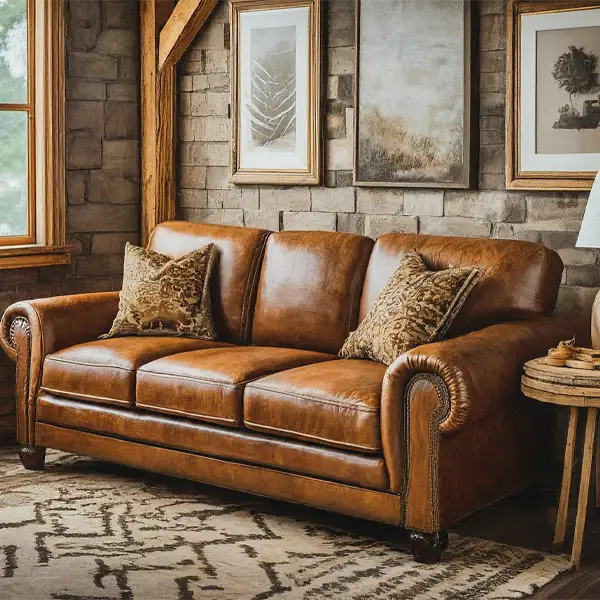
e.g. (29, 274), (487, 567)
(0, 0), (68, 268)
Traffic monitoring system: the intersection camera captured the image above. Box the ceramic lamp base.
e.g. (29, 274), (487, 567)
(593, 290), (600, 350)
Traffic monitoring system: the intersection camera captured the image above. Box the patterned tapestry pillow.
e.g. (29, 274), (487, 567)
(101, 242), (218, 340)
(339, 251), (483, 365)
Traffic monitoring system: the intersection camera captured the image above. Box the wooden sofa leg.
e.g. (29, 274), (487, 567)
(409, 530), (449, 564)
(19, 446), (46, 471)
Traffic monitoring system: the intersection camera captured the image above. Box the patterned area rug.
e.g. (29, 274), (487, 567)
(0, 449), (570, 600)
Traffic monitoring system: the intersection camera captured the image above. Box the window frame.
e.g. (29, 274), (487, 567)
(0, 0), (36, 247)
(0, 0), (70, 269)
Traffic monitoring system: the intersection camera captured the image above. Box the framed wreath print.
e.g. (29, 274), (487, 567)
(229, 0), (322, 185)
(354, 0), (475, 188)
(507, 1), (600, 190)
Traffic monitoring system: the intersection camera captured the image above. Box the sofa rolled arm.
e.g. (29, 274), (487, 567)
(0, 292), (119, 446)
(384, 316), (574, 435)
(380, 315), (573, 514)
(1, 292), (120, 361)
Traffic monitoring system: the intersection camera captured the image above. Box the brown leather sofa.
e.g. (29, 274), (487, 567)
(0, 221), (571, 563)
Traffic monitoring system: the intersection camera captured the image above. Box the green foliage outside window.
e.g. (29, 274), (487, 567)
(0, 0), (29, 238)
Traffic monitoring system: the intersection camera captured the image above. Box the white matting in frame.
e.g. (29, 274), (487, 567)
(520, 7), (600, 173)
(238, 6), (309, 171)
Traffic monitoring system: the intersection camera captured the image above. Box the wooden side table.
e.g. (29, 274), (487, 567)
(522, 358), (600, 568)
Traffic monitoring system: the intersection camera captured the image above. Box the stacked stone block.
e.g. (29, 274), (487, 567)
(178, 0), (599, 344)
(66, 0), (140, 279)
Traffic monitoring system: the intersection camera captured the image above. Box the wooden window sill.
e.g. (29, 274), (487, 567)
(0, 245), (76, 270)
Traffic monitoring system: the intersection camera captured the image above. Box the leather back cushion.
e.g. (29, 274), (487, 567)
(360, 233), (564, 336)
(148, 221), (270, 344)
(252, 231), (374, 354)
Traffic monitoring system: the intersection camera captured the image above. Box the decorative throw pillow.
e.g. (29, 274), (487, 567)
(339, 251), (483, 365)
(101, 243), (218, 340)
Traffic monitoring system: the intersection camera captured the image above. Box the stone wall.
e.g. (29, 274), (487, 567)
(0, 0), (140, 441)
(178, 0), (599, 345)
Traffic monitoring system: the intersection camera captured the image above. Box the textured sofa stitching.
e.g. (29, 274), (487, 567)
(244, 419), (380, 452)
(247, 385), (380, 412)
(135, 402), (237, 424)
(45, 356), (137, 373)
(30, 304), (45, 446)
(402, 373), (450, 531)
(9, 316), (32, 445)
(40, 386), (131, 406)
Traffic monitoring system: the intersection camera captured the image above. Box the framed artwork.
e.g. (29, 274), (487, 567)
(354, 0), (474, 188)
(507, 1), (600, 190)
(229, 0), (322, 185)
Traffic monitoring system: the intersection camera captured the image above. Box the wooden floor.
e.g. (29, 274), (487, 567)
(283, 483), (600, 598)
(455, 490), (600, 599)
(256, 473), (600, 598)
(340, 485), (600, 598)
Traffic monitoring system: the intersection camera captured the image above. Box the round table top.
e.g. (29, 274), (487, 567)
(522, 358), (600, 407)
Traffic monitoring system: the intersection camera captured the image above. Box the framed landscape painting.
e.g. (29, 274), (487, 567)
(229, 0), (322, 185)
(354, 0), (474, 188)
(507, 1), (600, 190)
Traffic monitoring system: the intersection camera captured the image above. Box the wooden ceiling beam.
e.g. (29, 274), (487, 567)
(158, 0), (220, 74)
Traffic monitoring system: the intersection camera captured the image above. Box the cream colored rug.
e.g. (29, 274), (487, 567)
(0, 449), (570, 600)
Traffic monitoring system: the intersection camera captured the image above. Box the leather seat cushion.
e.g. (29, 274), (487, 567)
(136, 346), (336, 427)
(244, 359), (387, 453)
(41, 338), (231, 407)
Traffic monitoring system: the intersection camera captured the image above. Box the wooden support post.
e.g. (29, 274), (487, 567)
(156, 66), (177, 228)
(140, 0), (176, 245)
(141, 0), (220, 245)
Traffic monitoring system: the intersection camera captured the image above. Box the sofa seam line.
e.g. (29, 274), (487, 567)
(247, 385), (380, 412)
(135, 403), (238, 424)
(244, 419), (381, 453)
(403, 373), (450, 532)
(40, 386), (131, 407)
(45, 356), (137, 373)
(240, 231), (270, 343)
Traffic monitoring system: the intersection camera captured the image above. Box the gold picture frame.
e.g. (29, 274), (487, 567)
(506, 0), (600, 191)
(229, 0), (322, 185)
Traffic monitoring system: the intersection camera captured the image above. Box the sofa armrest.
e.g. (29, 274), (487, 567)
(0, 292), (119, 446)
(384, 316), (574, 434)
(0, 292), (120, 361)
(380, 316), (573, 496)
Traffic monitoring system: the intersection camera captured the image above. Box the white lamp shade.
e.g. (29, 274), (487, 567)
(577, 171), (600, 249)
